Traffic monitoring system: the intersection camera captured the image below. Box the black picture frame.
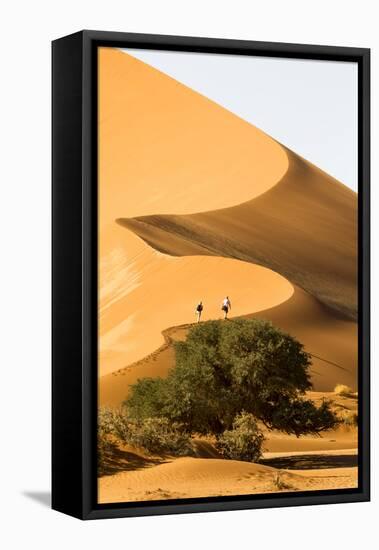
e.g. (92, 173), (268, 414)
(52, 30), (370, 520)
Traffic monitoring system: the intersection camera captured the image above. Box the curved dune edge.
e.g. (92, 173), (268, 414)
(99, 285), (357, 409)
(98, 455), (357, 503)
(99, 47), (289, 227)
(117, 149), (358, 321)
(99, 224), (294, 377)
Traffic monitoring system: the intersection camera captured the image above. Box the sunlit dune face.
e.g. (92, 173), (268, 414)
(98, 47), (288, 226)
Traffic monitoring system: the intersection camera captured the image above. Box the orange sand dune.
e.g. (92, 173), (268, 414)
(98, 47), (295, 377)
(98, 47), (358, 505)
(99, 47), (288, 226)
(98, 455), (357, 504)
(99, 47), (357, 388)
(119, 149), (357, 321)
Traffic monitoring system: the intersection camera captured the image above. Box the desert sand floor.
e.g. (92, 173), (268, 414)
(98, 452), (358, 504)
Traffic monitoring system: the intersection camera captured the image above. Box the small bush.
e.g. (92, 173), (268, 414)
(334, 384), (354, 397)
(98, 408), (119, 474)
(98, 408), (192, 457)
(128, 417), (192, 456)
(339, 410), (358, 427)
(215, 412), (264, 462)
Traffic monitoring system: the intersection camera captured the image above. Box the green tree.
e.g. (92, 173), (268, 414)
(126, 377), (168, 420)
(125, 319), (338, 438)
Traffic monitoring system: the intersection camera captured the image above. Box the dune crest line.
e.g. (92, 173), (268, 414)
(118, 149), (357, 321)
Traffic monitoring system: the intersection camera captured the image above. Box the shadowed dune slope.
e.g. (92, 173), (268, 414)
(118, 149), (357, 320)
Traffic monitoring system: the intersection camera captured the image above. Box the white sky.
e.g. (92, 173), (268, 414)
(122, 49), (358, 192)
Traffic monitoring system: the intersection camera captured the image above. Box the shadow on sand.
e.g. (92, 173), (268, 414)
(261, 453), (357, 470)
(99, 444), (166, 477)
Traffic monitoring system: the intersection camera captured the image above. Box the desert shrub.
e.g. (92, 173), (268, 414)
(126, 319), (338, 437)
(338, 410), (358, 427)
(334, 384), (354, 397)
(128, 417), (192, 456)
(126, 377), (168, 421)
(215, 412), (264, 462)
(98, 408), (119, 474)
(98, 408), (191, 457)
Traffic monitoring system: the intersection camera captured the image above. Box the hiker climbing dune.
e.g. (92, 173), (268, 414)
(196, 301), (203, 323)
(221, 296), (231, 319)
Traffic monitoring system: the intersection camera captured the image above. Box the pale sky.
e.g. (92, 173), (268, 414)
(121, 48), (358, 192)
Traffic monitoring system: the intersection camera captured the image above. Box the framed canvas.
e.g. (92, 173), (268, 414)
(52, 30), (370, 520)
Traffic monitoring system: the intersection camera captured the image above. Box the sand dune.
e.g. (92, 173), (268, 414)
(99, 223), (293, 376)
(119, 148), (357, 321)
(98, 48), (358, 502)
(99, 47), (288, 226)
(98, 48), (297, 377)
(100, 47), (357, 388)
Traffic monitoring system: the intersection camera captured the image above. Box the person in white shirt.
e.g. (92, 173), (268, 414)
(221, 296), (231, 319)
(196, 301), (203, 323)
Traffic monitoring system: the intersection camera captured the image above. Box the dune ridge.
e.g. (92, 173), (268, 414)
(118, 148), (357, 321)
